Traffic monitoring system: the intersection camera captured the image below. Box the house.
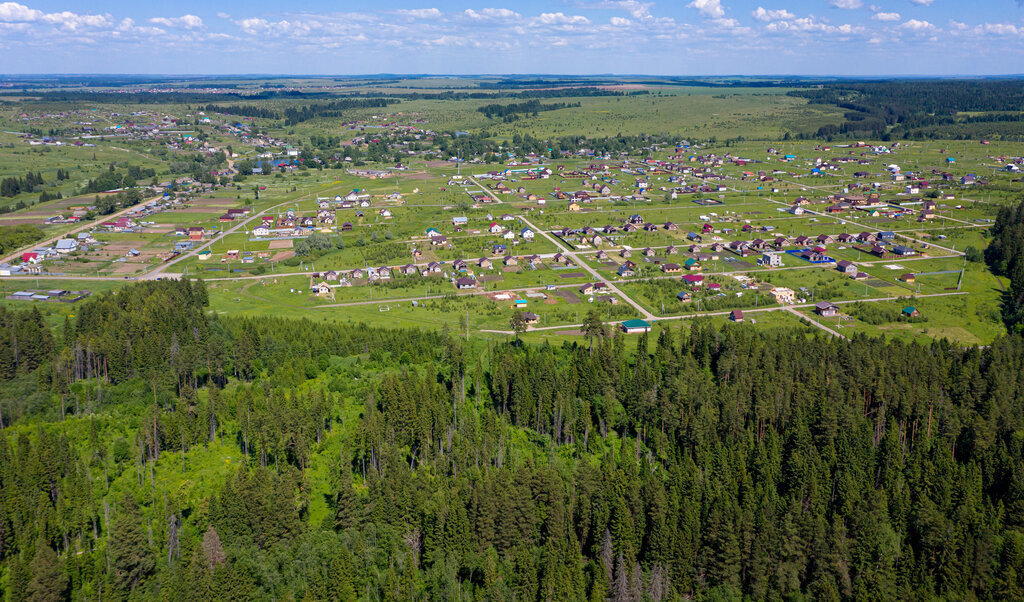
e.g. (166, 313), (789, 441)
(621, 319), (652, 334)
(21, 252), (38, 264)
(620, 248), (632, 258)
(730, 309), (744, 322)
(568, 202), (581, 212)
(677, 291), (692, 302)
(815, 301), (840, 317)
(522, 312), (540, 325)
(350, 268), (365, 279)
(643, 247), (656, 257)
(836, 260), (858, 276)
(342, 222), (353, 231)
(492, 244), (508, 255)
(661, 263), (681, 274)
(489, 222), (504, 234)
(478, 258), (493, 269)
(902, 306), (920, 318)
(188, 227), (205, 241)
(892, 245), (917, 257)
(816, 234), (833, 245)
(455, 277), (477, 290)
(400, 264), (418, 276)
(452, 216), (469, 226)
(54, 239), (78, 254)
(503, 230), (516, 240)
(664, 221), (678, 231)
(771, 287), (796, 304)
(617, 264), (636, 277)
(425, 262), (443, 273)
(837, 233), (855, 244)
(520, 228), (535, 240)
(431, 235), (449, 246)
(452, 259), (468, 271)
(312, 281), (332, 296)
(253, 225), (271, 237)
(760, 252), (783, 268)
(684, 258), (702, 271)
(878, 231), (896, 242)
(900, 273), (916, 284)
(682, 274), (704, 286)
(596, 250), (609, 260)
(503, 255), (518, 266)
(666, 246), (678, 255)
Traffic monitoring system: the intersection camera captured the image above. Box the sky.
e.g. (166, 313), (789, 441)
(1, 0), (1023, 76)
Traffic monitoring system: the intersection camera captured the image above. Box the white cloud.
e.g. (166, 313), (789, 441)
(977, 23), (1023, 36)
(0, 2), (111, 31)
(610, 16), (632, 26)
(614, 0), (654, 19)
(687, 0), (725, 19)
(949, 20), (968, 31)
(909, 0), (934, 5)
(765, 15), (863, 34)
(828, 0), (863, 8)
(148, 15), (203, 29)
(536, 12), (591, 25)
(872, 12), (900, 21)
(464, 8), (520, 20)
(394, 8), (442, 19)
(900, 19), (935, 31)
(752, 7), (795, 22)
(0, 2), (40, 21)
(40, 11), (110, 30)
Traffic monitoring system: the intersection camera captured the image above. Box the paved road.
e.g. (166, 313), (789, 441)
(0, 194), (164, 266)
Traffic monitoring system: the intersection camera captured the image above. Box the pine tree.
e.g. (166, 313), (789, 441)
(109, 495), (154, 592)
(27, 538), (66, 602)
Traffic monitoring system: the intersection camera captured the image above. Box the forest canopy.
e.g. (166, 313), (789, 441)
(2, 279), (1024, 599)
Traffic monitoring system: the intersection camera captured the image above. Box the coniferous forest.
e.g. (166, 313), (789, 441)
(3, 279), (1024, 600)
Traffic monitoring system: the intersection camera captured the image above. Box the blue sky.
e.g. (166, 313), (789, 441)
(1, 1), (1023, 75)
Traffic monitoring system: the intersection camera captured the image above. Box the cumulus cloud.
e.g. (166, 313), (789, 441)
(765, 15), (863, 35)
(872, 12), (901, 21)
(0, 2), (111, 30)
(535, 12), (590, 25)
(148, 15), (203, 29)
(828, 0), (863, 8)
(900, 19), (935, 31)
(610, 16), (632, 26)
(0, 2), (40, 21)
(686, 0), (724, 19)
(752, 7), (795, 21)
(464, 8), (519, 20)
(909, 0), (934, 5)
(976, 22), (1023, 36)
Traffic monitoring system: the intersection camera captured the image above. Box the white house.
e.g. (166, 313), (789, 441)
(488, 222), (504, 234)
(521, 227), (535, 240)
(54, 239), (78, 254)
(253, 225), (271, 237)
